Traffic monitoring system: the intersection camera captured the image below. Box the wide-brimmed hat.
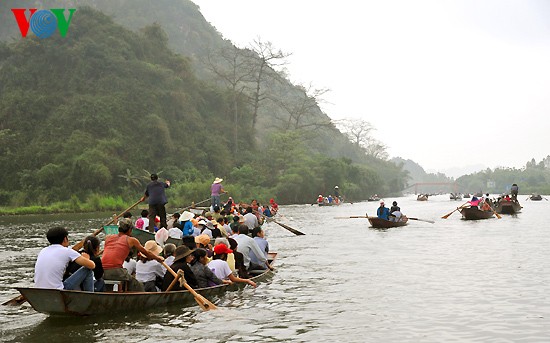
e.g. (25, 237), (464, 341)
(197, 219), (208, 226)
(173, 245), (195, 262)
(206, 221), (215, 230)
(214, 243), (233, 255)
(195, 234), (210, 246)
(180, 211), (194, 222)
(143, 240), (162, 256)
(213, 177), (223, 184)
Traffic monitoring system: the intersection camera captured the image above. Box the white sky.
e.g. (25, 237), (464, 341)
(192, 0), (550, 173)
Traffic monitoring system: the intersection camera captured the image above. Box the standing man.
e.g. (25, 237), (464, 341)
(510, 183), (519, 201)
(211, 177), (226, 209)
(141, 173), (170, 232)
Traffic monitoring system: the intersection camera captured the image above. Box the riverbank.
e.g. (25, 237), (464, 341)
(0, 195), (129, 216)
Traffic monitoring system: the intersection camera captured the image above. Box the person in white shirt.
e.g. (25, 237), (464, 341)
(233, 225), (272, 272)
(208, 243), (256, 287)
(34, 227), (95, 291)
(135, 240), (165, 292)
(168, 226), (183, 239)
(243, 207), (258, 230)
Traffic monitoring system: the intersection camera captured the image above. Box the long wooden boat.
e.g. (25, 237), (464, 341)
(459, 207), (494, 220)
(417, 195), (428, 201)
(16, 253), (277, 316)
(367, 197), (380, 202)
(494, 201), (522, 214)
(368, 216), (408, 228)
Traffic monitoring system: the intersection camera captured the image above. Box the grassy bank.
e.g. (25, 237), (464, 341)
(0, 195), (130, 216)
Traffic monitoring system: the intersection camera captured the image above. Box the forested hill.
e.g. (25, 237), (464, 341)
(0, 3), (409, 210)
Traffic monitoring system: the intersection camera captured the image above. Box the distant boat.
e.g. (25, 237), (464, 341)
(449, 193), (462, 200)
(494, 200), (522, 214)
(528, 194), (543, 201)
(367, 195), (381, 202)
(463, 194), (470, 199)
(368, 216), (408, 228)
(417, 194), (428, 201)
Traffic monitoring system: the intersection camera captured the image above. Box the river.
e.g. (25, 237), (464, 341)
(0, 195), (549, 342)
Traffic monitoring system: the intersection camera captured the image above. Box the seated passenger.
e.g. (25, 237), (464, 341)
(102, 219), (164, 292)
(377, 201), (390, 220)
(208, 243), (256, 287)
(190, 248), (227, 288)
(64, 235), (104, 292)
(34, 227), (95, 292)
(135, 240), (165, 292)
(161, 245), (198, 290)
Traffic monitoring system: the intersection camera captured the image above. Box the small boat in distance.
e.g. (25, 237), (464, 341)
(528, 194), (543, 201)
(417, 194), (428, 201)
(367, 194), (381, 202)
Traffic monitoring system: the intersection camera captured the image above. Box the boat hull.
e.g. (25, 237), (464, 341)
(318, 202), (340, 206)
(459, 207), (494, 220)
(17, 253), (276, 316)
(368, 217), (408, 228)
(495, 201), (522, 214)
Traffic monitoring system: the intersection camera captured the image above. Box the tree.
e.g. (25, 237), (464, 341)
(204, 45), (255, 154)
(335, 119), (388, 159)
(248, 38), (290, 130)
(272, 83), (331, 131)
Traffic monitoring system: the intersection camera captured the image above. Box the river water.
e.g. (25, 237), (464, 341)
(0, 195), (548, 342)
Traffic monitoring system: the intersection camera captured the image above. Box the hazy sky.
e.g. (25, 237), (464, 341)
(192, 0), (550, 173)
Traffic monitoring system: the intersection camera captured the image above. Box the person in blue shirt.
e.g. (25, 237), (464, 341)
(376, 200), (390, 220)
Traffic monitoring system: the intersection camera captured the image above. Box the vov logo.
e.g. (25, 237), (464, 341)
(12, 9), (76, 38)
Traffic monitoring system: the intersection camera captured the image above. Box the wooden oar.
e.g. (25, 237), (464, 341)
(161, 262), (217, 311)
(407, 217), (435, 224)
(179, 197), (211, 212)
(254, 210), (305, 236)
(2, 198), (143, 307)
(441, 201), (469, 219)
(487, 204), (502, 219)
(73, 198), (143, 251)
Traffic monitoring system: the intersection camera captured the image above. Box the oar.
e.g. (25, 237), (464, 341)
(179, 197), (211, 212)
(487, 204), (502, 219)
(254, 210), (305, 235)
(407, 217), (435, 224)
(161, 262), (217, 311)
(2, 198), (144, 307)
(73, 198), (143, 251)
(441, 201), (469, 219)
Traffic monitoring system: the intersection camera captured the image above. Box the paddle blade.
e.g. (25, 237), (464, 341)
(273, 220), (305, 236)
(2, 295), (26, 306)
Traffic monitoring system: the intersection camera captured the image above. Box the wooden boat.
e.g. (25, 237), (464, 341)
(449, 193), (462, 200)
(368, 216), (408, 228)
(417, 194), (428, 201)
(318, 202), (341, 206)
(529, 194), (543, 201)
(367, 195), (380, 202)
(16, 253), (277, 316)
(459, 207), (494, 220)
(463, 194), (470, 199)
(494, 200), (522, 214)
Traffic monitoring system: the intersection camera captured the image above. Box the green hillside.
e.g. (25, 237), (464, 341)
(0, 3), (410, 212)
